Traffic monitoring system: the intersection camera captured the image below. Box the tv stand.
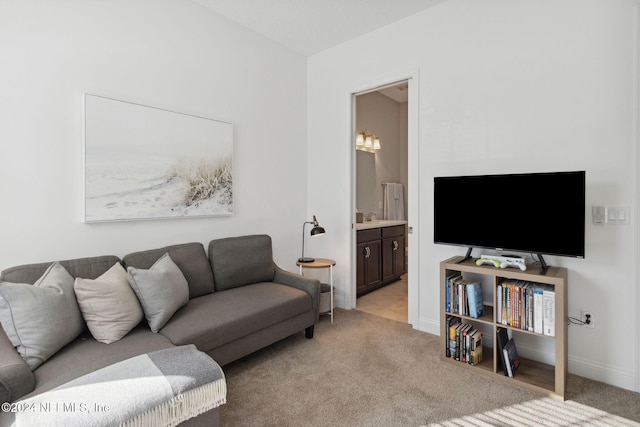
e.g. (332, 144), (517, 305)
(440, 256), (567, 399)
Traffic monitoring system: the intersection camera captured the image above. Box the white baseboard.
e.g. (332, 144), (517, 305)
(568, 354), (638, 392)
(417, 317), (439, 336)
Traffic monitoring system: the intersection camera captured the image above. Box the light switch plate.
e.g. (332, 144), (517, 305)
(605, 207), (630, 225)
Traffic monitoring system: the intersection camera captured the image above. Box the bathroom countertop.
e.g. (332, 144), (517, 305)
(355, 220), (407, 230)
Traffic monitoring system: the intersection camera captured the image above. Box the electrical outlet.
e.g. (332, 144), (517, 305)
(581, 309), (594, 328)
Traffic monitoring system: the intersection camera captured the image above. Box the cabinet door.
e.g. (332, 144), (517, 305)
(394, 235), (406, 276)
(357, 240), (382, 296)
(356, 242), (367, 294)
(365, 240), (382, 288)
(383, 236), (406, 281)
(382, 237), (396, 282)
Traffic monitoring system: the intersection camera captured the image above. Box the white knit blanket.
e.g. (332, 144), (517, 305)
(1, 345), (226, 427)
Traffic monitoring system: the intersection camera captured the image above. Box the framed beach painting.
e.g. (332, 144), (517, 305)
(83, 94), (233, 222)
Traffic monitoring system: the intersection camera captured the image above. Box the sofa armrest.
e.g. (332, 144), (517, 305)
(273, 266), (321, 321)
(0, 324), (34, 404)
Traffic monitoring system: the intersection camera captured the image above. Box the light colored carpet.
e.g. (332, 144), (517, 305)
(220, 309), (640, 426)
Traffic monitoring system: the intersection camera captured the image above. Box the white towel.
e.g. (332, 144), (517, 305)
(383, 183), (404, 220)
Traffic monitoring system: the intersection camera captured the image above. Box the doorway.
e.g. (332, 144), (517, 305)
(352, 78), (417, 326)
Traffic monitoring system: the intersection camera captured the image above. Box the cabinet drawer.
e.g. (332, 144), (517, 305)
(382, 225), (405, 238)
(357, 228), (381, 243)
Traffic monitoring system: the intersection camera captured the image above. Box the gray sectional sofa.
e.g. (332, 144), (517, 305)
(0, 234), (321, 426)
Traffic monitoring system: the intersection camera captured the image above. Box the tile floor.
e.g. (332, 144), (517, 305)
(355, 275), (408, 323)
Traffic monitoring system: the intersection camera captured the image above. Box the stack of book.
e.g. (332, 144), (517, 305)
(497, 279), (555, 336)
(445, 316), (483, 366)
(445, 274), (485, 318)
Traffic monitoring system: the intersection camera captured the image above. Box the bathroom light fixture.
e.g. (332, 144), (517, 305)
(355, 131), (381, 151)
(298, 215), (326, 263)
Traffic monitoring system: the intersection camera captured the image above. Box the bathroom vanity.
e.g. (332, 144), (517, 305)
(356, 220), (407, 297)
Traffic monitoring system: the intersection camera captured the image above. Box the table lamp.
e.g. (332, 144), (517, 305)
(298, 215), (326, 263)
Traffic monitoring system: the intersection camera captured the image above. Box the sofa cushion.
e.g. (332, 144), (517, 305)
(208, 235), (275, 291)
(74, 262), (144, 344)
(23, 325), (175, 399)
(0, 255), (121, 285)
(0, 263), (85, 370)
(127, 253), (189, 333)
(123, 243), (214, 299)
(159, 282), (311, 351)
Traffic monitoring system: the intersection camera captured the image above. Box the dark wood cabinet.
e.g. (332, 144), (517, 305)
(357, 225), (406, 297)
(382, 237), (405, 282)
(356, 229), (382, 296)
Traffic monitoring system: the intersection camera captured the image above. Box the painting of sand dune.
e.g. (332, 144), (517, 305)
(84, 94), (233, 222)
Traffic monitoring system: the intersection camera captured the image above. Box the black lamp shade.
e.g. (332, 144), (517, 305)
(310, 226), (325, 236)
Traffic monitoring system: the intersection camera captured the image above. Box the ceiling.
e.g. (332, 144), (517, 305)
(191, 0), (446, 56)
(377, 82), (410, 103)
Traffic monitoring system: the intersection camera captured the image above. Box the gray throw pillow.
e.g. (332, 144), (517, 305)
(0, 262), (85, 370)
(126, 253), (189, 333)
(74, 262), (144, 344)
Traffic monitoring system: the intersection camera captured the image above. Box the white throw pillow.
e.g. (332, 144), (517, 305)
(0, 262), (85, 370)
(74, 262), (144, 344)
(126, 253), (189, 333)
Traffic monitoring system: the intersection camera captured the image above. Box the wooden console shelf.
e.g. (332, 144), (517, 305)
(440, 256), (567, 400)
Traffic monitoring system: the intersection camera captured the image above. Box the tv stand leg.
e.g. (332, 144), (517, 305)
(458, 247), (474, 263)
(537, 253), (549, 275)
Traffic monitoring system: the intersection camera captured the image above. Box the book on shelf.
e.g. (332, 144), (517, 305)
(496, 327), (509, 376)
(501, 281), (510, 325)
(502, 338), (521, 378)
(524, 283), (534, 332)
(496, 283), (503, 325)
(533, 286), (544, 334)
(445, 274), (460, 313)
(543, 286), (555, 336)
(469, 328), (483, 366)
(466, 281), (484, 318)
(445, 316), (460, 358)
(448, 318), (461, 359)
(456, 323), (471, 361)
(462, 324), (476, 363)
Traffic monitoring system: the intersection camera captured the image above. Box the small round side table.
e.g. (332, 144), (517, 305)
(296, 258), (335, 323)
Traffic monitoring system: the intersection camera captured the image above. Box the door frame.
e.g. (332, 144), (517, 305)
(349, 71), (420, 328)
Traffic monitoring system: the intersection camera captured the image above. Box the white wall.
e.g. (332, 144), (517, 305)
(0, 0), (308, 271)
(308, 0), (639, 391)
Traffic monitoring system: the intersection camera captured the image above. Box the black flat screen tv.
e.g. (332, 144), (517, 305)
(434, 171), (585, 268)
